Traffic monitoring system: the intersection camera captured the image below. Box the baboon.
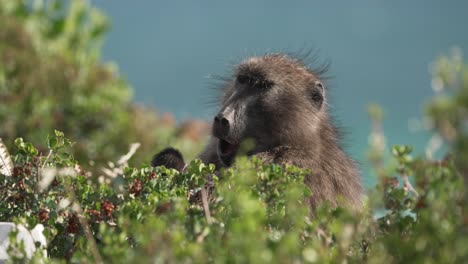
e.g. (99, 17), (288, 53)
(153, 53), (363, 210)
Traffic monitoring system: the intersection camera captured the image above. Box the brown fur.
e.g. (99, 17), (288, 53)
(198, 54), (363, 210)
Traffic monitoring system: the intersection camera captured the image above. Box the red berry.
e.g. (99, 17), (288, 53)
(384, 177), (399, 188)
(38, 208), (50, 223)
(129, 179), (143, 196)
(67, 214), (79, 234)
(416, 198), (426, 209)
(13, 167), (23, 177)
(101, 200), (116, 217)
(86, 209), (101, 222)
(156, 202), (171, 214)
(148, 172), (158, 180)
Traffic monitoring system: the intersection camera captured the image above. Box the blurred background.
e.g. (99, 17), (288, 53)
(1, 0), (467, 187)
(93, 0), (468, 185)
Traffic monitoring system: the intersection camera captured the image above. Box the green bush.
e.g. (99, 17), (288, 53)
(0, 0), (204, 171)
(1, 113), (466, 263)
(0, 0), (467, 263)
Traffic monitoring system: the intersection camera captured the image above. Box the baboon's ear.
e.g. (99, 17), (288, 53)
(151, 148), (185, 172)
(310, 80), (325, 109)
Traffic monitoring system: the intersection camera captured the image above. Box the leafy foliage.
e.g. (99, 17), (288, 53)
(0, 0), (204, 172)
(1, 124), (466, 263)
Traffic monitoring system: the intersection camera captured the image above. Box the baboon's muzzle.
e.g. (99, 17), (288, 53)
(213, 113), (230, 140)
(212, 113), (239, 166)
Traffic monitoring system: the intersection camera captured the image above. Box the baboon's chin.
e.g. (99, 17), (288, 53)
(217, 138), (239, 166)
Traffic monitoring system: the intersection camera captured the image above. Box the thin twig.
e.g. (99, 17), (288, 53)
(117, 143), (140, 166)
(402, 174), (419, 197)
(38, 150), (53, 187)
(200, 187), (212, 224)
(63, 182), (103, 264)
(316, 227), (333, 246)
(41, 150), (53, 169)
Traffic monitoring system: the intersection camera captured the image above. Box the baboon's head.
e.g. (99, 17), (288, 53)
(212, 54), (328, 166)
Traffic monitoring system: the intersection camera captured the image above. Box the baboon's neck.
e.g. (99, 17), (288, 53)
(250, 111), (341, 161)
(278, 113), (340, 158)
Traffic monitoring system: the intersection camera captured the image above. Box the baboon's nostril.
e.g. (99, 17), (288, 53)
(221, 118), (229, 130)
(213, 113), (230, 138)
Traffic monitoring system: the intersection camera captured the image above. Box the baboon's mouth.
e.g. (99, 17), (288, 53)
(217, 138), (239, 165)
(219, 139), (239, 156)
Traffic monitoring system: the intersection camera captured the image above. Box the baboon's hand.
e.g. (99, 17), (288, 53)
(151, 147), (185, 172)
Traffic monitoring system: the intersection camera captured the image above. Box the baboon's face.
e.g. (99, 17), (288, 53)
(212, 55), (326, 166)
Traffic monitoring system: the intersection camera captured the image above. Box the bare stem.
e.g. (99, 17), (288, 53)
(41, 150), (53, 169)
(63, 182), (103, 263)
(200, 187), (212, 224)
(402, 174), (419, 197)
(316, 226), (333, 246)
(37, 149), (54, 187)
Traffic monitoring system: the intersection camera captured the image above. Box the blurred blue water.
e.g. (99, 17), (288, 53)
(93, 0), (468, 187)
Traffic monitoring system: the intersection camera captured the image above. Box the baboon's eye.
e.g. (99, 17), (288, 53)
(310, 81), (325, 107)
(238, 75), (273, 90)
(237, 75), (251, 85)
(315, 81), (324, 92)
(311, 91), (323, 102)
